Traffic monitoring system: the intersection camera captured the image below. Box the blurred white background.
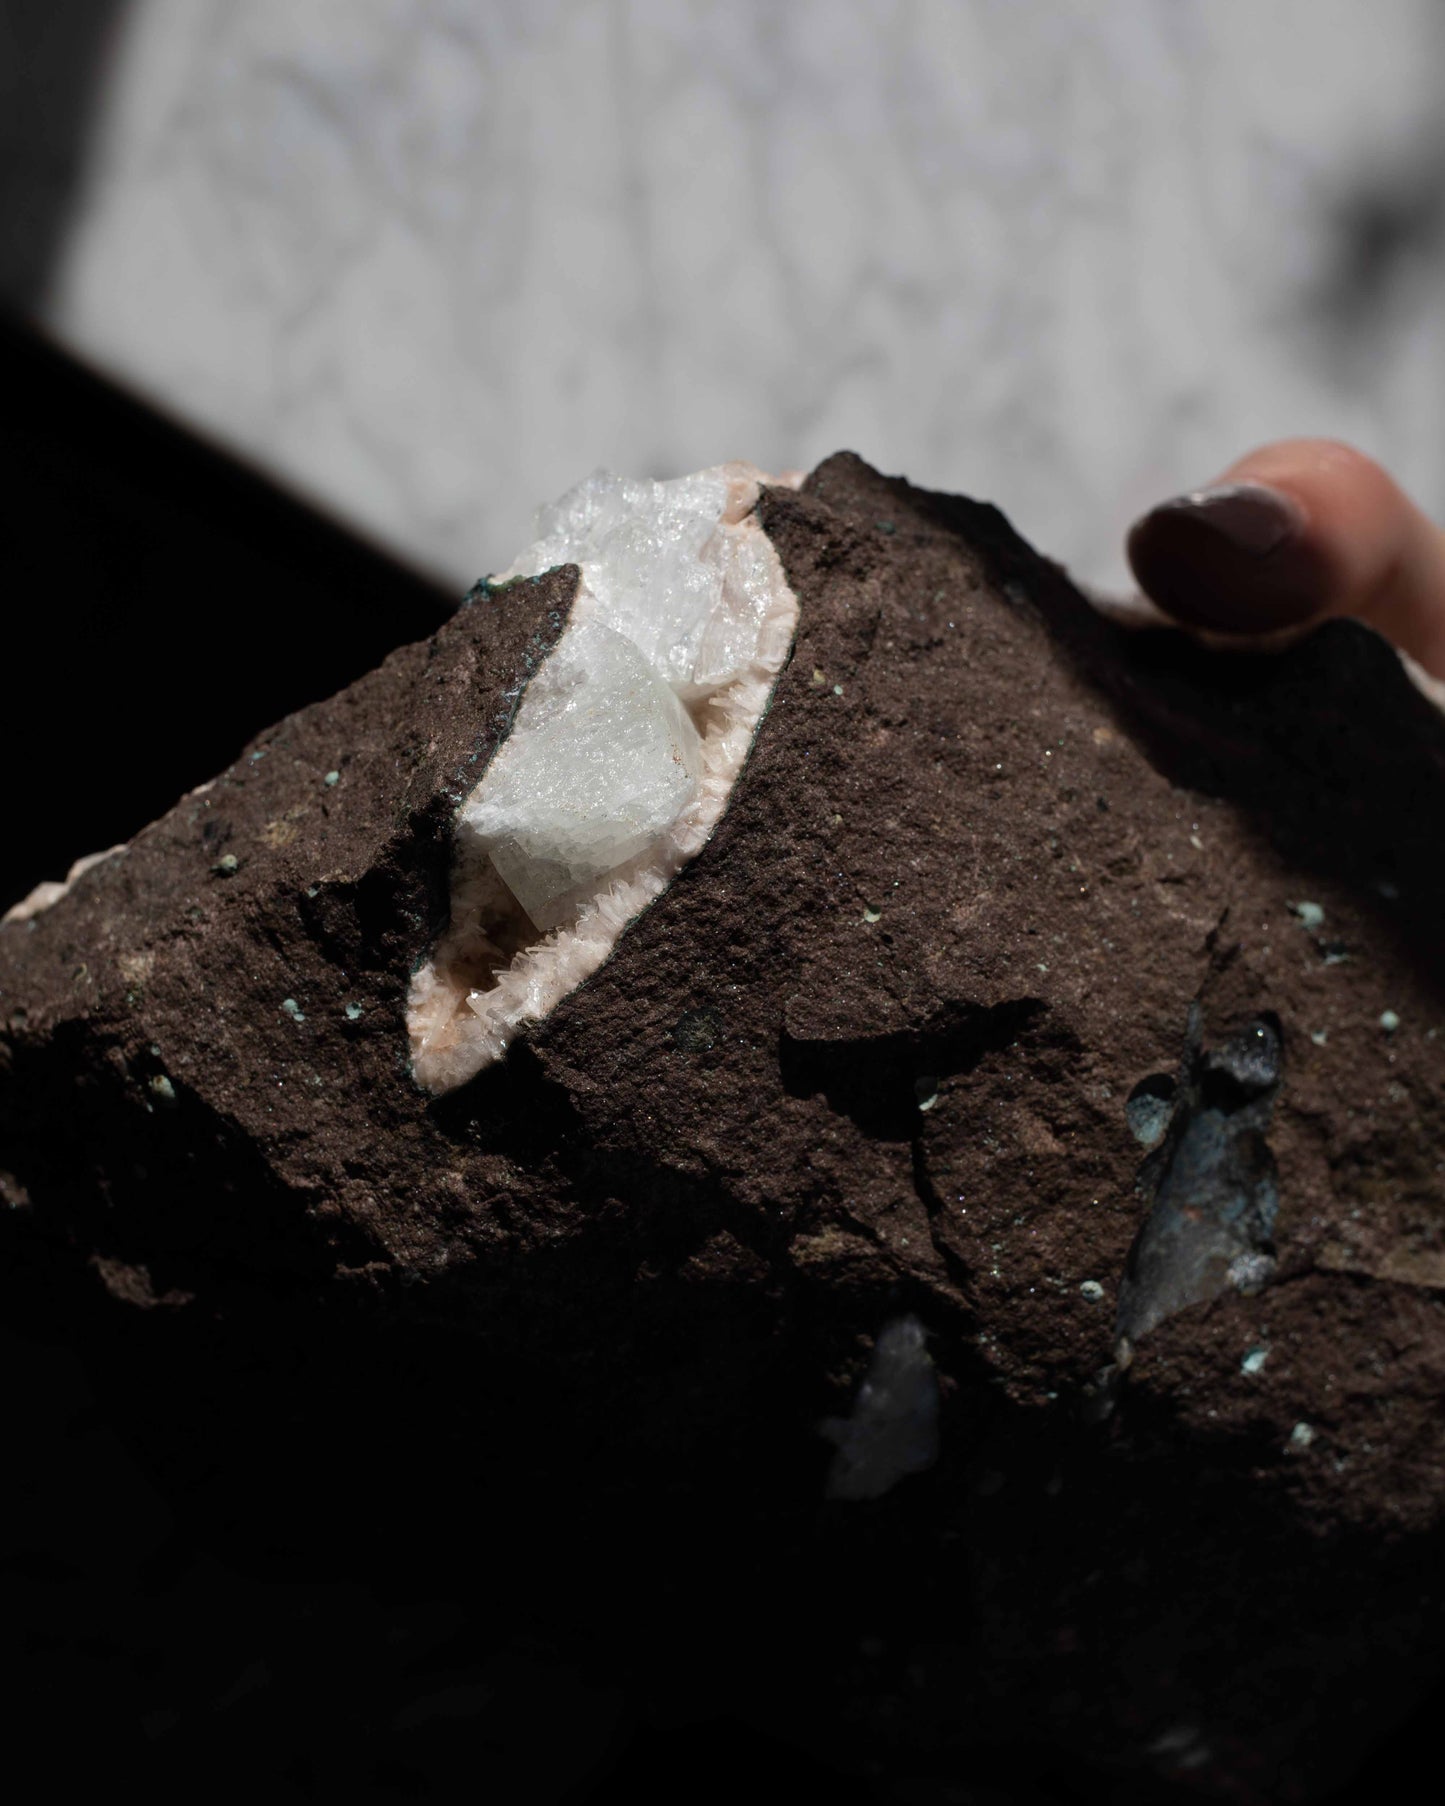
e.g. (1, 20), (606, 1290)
(11, 0), (1445, 595)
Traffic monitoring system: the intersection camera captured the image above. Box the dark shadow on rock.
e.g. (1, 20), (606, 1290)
(895, 467), (1445, 1011)
(0, 1014), (379, 1317)
(780, 999), (1045, 1143)
(1088, 618), (1445, 1005)
(8, 1245), (1442, 1804)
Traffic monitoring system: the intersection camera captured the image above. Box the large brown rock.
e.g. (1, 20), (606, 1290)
(3, 453), (1444, 1800)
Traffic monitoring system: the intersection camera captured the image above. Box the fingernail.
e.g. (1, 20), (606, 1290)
(1127, 481), (1322, 634)
(1135, 482), (1306, 556)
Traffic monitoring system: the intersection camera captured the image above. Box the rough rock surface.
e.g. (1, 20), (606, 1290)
(3, 453), (1445, 1800)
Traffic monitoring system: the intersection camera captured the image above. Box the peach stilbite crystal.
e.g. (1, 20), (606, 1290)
(407, 463), (800, 1094)
(1, 846), (127, 927)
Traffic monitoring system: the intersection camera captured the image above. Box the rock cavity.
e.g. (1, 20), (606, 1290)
(1116, 1006), (1283, 1349)
(407, 464), (800, 1093)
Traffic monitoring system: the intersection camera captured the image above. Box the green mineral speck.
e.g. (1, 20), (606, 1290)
(148, 1074), (177, 1107)
(914, 1077), (939, 1112)
(672, 1006), (721, 1054)
(281, 998), (306, 1025)
(1287, 1421), (1316, 1452)
(1079, 1280), (1106, 1303)
(1289, 900), (1325, 930)
(1380, 1009), (1401, 1033)
(323, 770), (340, 787)
(862, 905), (882, 924)
(1241, 1346), (1269, 1376)
(344, 1003), (363, 1021)
(213, 854), (240, 876)
(1125, 1082), (1174, 1148)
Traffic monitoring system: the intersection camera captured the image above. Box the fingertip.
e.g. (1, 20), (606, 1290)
(1126, 479), (1331, 638)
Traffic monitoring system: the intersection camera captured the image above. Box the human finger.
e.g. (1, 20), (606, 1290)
(1126, 438), (1445, 678)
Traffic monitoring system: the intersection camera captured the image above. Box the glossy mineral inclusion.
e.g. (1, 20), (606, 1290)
(407, 463), (800, 1093)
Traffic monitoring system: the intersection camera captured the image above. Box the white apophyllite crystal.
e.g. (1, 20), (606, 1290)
(820, 1316), (941, 1502)
(459, 620), (703, 931)
(408, 462), (800, 1094)
(501, 467), (789, 699)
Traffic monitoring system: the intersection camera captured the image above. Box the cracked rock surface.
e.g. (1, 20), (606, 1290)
(3, 453), (1445, 1800)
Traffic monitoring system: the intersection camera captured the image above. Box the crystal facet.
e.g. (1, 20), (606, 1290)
(459, 621), (703, 930)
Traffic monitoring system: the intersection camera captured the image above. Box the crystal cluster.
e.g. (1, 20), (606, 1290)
(408, 464), (800, 1093)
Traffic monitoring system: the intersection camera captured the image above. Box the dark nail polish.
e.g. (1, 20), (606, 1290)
(1127, 482), (1322, 634)
(1137, 482), (1305, 556)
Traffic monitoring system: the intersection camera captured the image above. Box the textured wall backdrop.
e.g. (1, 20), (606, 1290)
(20, 0), (1445, 595)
